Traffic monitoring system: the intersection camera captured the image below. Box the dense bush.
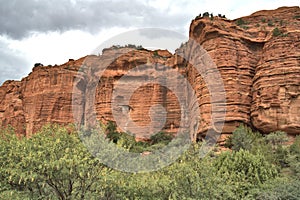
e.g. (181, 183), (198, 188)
(225, 124), (262, 151)
(214, 149), (278, 198)
(248, 178), (300, 200)
(105, 121), (174, 153)
(288, 136), (300, 178)
(0, 124), (299, 199)
(272, 27), (282, 37)
(0, 125), (111, 199)
(236, 18), (248, 26)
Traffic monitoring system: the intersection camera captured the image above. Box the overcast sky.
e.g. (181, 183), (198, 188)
(0, 0), (299, 84)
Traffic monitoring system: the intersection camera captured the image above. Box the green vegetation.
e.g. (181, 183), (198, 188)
(293, 15), (300, 19)
(195, 12), (226, 20)
(267, 20), (275, 27)
(236, 18), (248, 26)
(0, 124), (299, 199)
(105, 121), (173, 153)
(0, 125), (107, 199)
(34, 63), (43, 67)
(153, 51), (159, 57)
(225, 125), (262, 151)
(236, 19), (249, 29)
(104, 44), (144, 51)
(241, 25), (249, 30)
(124, 44), (144, 50)
(202, 12), (210, 17)
(218, 14), (226, 18)
(272, 27), (282, 37)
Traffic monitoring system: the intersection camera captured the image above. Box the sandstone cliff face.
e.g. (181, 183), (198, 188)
(0, 59), (84, 136)
(0, 49), (185, 139)
(0, 80), (25, 135)
(0, 6), (299, 139)
(189, 6), (300, 136)
(73, 48), (185, 139)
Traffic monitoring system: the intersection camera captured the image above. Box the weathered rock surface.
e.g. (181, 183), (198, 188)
(189, 6), (300, 136)
(0, 49), (185, 139)
(0, 58), (85, 136)
(0, 6), (299, 139)
(73, 48), (185, 139)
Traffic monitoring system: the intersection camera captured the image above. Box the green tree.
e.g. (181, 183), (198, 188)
(247, 178), (300, 200)
(225, 124), (262, 151)
(0, 125), (112, 199)
(288, 136), (300, 178)
(150, 131), (173, 145)
(214, 150), (279, 198)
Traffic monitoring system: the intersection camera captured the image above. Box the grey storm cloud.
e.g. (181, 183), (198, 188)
(0, 40), (30, 84)
(0, 0), (190, 39)
(0, 0), (195, 85)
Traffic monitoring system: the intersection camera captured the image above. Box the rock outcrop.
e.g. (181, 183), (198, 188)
(0, 49), (185, 139)
(189, 6), (300, 136)
(72, 48), (185, 139)
(0, 6), (299, 139)
(0, 58), (85, 136)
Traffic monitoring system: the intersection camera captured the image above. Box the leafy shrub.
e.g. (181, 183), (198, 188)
(34, 63), (43, 67)
(248, 178), (300, 200)
(241, 25), (249, 30)
(214, 150), (278, 184)
(153, 51), (159, 57)
(290, 135), (300, 155)
(195, 13), (201, 19)
(218, 14), (226, 18)
(124, 44), (143, 50)
(0, 124), (298, 199)
(280, 20), (284, 26)
(225, 124), (262, 151)
(267, 20), (274, 27)
(265, 131), (288, 147)
(272, 27), (282, 37)
(105, 121), (174, 153)
(293, 15), (300, 19)
(150, 131), (173, 145)
(203, 12), (210, 17)
(236, 18), (248, 26)
(214, 150), (279, 198)
(105, 120), (120, 143)
(0, 125), (110, 199)
(225, 126), (289, 167)
(288, 136), (300, 178)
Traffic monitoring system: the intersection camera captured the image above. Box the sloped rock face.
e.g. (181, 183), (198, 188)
(189, 6), (300, 136)
(0, 6), (299, 139)
(0, 49), (185, 139)
(0, 59), (84, 136)
(73, 48), (186, 139)
(251, 31), (300, 134)
(0, 80), (25, 135)
(21, 59), (84, 136)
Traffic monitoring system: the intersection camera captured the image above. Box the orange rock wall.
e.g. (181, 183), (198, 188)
(0, 6), (299, 139)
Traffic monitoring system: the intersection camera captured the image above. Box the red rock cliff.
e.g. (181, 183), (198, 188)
(0, 6), (299, 139)
(189, 6), (300, 137)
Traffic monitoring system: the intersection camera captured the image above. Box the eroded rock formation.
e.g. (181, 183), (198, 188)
(0, 6), (299, 140)
(189, 6), (300, 137)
